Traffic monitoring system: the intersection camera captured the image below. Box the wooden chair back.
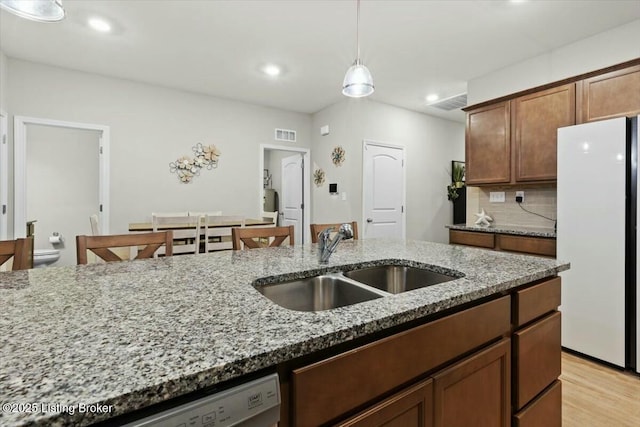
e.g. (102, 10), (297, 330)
(76, 231), (173, 264)
(205, 215), (245, 251)
(310, 221), (359, 243)
(152, 214), (202, 255)
(232, 225), (294, 250)
(0, 237), (33, 270)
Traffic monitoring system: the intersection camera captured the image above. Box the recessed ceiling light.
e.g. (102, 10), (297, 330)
(426, 94), (439, 102)
(88, 17), (111, 33)
(262, 64), (281, 77)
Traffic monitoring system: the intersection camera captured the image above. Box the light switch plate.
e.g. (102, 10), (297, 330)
(489, 191), (506, 203)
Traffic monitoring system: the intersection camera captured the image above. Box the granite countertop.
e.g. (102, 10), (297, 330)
(0, 239), (569, 426)
(446, 224), (556, 238)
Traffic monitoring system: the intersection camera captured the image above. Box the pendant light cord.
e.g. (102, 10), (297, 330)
(356, 0), (361, 62)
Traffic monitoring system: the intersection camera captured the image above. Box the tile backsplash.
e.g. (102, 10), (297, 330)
(466, 185), (556, 229)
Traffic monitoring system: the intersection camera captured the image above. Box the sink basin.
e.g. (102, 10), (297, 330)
(256, 274), (384, 312)
(343, 265), (457, 294)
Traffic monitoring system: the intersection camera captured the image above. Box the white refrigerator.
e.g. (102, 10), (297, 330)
(557, 115), (639, 372)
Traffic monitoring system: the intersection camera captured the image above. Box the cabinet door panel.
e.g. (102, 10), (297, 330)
(513, 84), (575, 182)
(466, 102), (511, 185)
(449, 230), (495, 248)
(337, 379), (433, 427)
(579, 65), (640, 123)
(433, 338), (511, 427)
(514, 311), (561, 410)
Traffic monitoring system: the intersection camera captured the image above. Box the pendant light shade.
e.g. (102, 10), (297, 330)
(342, 0), (374, 98)
(0, 0), (65, 22)
(342, 59), (375, 98)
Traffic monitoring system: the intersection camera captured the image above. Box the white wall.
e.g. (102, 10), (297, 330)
(7, 59), (311, 236)
(26, 125), (100, 266)
(311, 99), (464, 243)
(468, 19), (640, 105)
(0, 51), (7, 112)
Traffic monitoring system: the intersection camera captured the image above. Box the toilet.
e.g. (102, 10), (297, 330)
(33, 248), (61, 268)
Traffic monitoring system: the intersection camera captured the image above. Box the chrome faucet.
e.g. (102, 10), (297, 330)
(318, 223), (354, 263)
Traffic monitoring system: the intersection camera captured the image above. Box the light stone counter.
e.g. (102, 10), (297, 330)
(0, 239), (569, 426)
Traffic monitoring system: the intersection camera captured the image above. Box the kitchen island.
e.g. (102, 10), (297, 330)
(0, 239), (568, 426)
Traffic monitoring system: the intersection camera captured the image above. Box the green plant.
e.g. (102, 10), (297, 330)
(452, 162), (465, 184)
(447, 184), (459, 201)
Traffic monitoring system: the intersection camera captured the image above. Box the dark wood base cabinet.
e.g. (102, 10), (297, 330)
(278, 278), (562, 427)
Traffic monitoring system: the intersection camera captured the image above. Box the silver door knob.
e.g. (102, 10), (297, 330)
(366, 218), (373, 223)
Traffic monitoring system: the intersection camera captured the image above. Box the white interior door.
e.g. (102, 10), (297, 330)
(281, 153), (303, 244)
(363, 141), (405, 239)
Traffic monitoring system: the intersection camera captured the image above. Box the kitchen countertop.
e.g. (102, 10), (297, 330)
(0, 239), (569, 426)
(446, 224), (556, 238)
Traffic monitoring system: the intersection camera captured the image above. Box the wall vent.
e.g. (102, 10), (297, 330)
(427, 93), (467, 111)
(275, 128), (296, 142)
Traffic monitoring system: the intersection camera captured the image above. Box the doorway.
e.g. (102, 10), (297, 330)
(362, 140), (406, 239)
(0, 111), (7, 240)
(13, 116), (110, 266)
(259, 144), (310, 244)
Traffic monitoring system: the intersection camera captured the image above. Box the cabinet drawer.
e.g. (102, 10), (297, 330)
(292, 296), (511, 426)
(514, 311), (561, 410)
(496, 234), (556, 257)
(449, 230), (495, 249)
(513, 380), (561, 427)
(337, 379), (433, 427)
(514, 277), (561, 327)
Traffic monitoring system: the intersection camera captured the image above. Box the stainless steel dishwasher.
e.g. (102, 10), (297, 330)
(120, 373), (280, 427)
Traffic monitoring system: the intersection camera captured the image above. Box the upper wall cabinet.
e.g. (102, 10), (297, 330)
(513, 84), (575, 182)
(465, 102), (511, 185)
(465, 85), (574, 185)
(577, 65), (640, 123)
(465, 59), (639, 186)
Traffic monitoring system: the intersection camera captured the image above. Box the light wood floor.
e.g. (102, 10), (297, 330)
(561, 351), (640, 426)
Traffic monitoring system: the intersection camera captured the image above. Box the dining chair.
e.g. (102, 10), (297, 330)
(89, 214), (101, 235)
(152, 215), (202, 255)
(232, 225), (294, 250)
(188, 211), (222, 217)
(151, 211), (189, 217)
(76, 231), (173, 264)
(204, 215), (246, 251)
(310, 221), (359, 244)
(261, 211), (278, 226)
(0, 237), (33, 270)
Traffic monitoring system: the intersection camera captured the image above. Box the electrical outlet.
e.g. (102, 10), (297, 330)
(515, 191), (524, 203)
(489, 192), (505, 203)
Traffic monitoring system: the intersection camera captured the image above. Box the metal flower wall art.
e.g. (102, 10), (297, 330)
(169, 143), (221, 183)
(313, 168), (326, 187)
(331, 146), (345, 166)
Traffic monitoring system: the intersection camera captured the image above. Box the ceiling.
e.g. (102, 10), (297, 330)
(1, 1), (639, 123)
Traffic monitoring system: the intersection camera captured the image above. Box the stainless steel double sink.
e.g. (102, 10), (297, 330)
(255, 264), (462, 312)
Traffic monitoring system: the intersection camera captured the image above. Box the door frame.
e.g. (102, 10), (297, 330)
(259, 144), (310, 244)
(13, 116), (110, 238)
(0, 111), (7, 240)
(362, 139), (406, 239)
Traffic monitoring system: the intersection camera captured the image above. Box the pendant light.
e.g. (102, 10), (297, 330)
(0, 0), (65, 22)
(342, 0), (374, 98)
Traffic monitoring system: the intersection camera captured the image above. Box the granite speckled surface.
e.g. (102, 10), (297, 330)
(446, 224), (556, 238)
(0, 239), (569, 426)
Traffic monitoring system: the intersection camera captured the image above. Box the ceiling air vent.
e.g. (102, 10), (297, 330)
(428, 93), (467, 111)
(275, 128), (296, 142)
